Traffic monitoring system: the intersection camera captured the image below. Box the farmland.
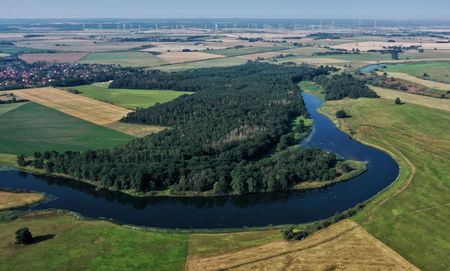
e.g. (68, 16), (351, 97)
(19, 52), (88, 63)
(154, 56), (248, 71)
(0, 211), (188, 271)
(0, 102), (133, 155)
(156, 51), (224, 64)
(320, 98), (450, 271)
(66, 83), (193, 110)
(381, 61), (450, 84)
(186, 220), (419, 271)
(208, 46), (288, 57)
(79, 51), (167, 67)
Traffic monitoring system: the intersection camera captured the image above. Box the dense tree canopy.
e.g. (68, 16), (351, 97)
(314, 73), (379, 100)
(26, 63), (353, 195)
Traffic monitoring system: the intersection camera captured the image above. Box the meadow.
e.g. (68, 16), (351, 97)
(381, 61), (450, 84)
(69, 83), (192, 109)
(320, 98), (450, 271)
(79, 51), (167, 67)
(0, 211), (188, 271)
(0, 102), (134, 155)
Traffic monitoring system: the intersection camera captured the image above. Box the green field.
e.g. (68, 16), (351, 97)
(79, 51), (167, 67)
(0, 212), (187, 271)
(0, 46), (52, 54)
(381, 61), (450, 84)
(155, 56), (247, 71)
(67, 83), (192, 109)
(0, 102), (134, 155)
(208, 46), (288, 57)
(320, 98), (450, 271)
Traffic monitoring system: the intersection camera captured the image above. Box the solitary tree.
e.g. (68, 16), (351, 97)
(395, 97), (402, 105)
(15, 227), (33, 245)
(335, 109), (348, 119)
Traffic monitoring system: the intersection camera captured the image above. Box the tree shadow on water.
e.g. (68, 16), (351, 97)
(33, 234), (55, 244)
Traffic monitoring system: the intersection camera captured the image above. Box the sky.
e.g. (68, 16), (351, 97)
(0, 0), (449, 20)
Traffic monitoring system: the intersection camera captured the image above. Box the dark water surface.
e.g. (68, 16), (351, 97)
(0, 93), (399, 229)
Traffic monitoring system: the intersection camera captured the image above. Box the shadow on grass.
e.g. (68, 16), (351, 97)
(33, 234), (55, 244)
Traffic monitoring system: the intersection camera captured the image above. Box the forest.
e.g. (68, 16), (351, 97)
(314, 73), (379, 100)
(24, 63), (355, 195)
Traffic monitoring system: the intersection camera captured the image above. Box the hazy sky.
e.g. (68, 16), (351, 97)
(1, 0), (449, 20)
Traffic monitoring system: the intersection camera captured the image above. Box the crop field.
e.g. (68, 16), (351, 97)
(207, 46), (288, 57)
(0, 192), (44, 210)
(14, 39), (151, 52)
(9, 88), (131, 126)
(8, 87), (163, 137)
(320, 98), (450, 271)
(187, 220), (418, 271)
(154, 56), (247, 71)
(0, 46), (50, 54)
(19, 52), (88, 63)
(0, 102), (133, 155)
(156, 51), (224, 64)
(79, 51), (167, 67)
(68, 83), (192, 110)
(381, 61), (450, 84)
(0, 211), (188, 271)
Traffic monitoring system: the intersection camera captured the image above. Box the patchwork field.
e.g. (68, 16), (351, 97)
(381, 61), (450, 84)
(187, 220), (418, 271)
(15, 39), (151, 52)
(67, 83), (192, 110)
(156, 51), (224, 64)
(8, 87), (161, 137)
(19, 52), (88, 63)
(0, 102), (133, 155)
(9, 88), (130, 125)
(79, 51), (167, 67)
(320, 98), (450, 271)
(0, 211), (188, 271)
(0, 192), (45, 210)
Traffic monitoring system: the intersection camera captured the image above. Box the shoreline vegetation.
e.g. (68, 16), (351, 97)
(0, 152), (367, 198)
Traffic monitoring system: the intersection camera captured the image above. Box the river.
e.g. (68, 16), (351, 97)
(0, 93), (399, 229)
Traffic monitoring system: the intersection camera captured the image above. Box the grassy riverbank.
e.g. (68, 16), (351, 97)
(320, 97), (450, 271)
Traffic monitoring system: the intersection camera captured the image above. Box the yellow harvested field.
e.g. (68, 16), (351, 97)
(19, 52), (88, 63)
(8, 88), (161, 137)
(371, 86), (450, 112)
(0, 191), (45, 210)
(186, 220), (419, 271)
(238, 51), (283, 60)
(333, 41), (450, 51)
(156, 51), (224, 64)
(382, 72), (450, 91)
(9, 88), (131, 125)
